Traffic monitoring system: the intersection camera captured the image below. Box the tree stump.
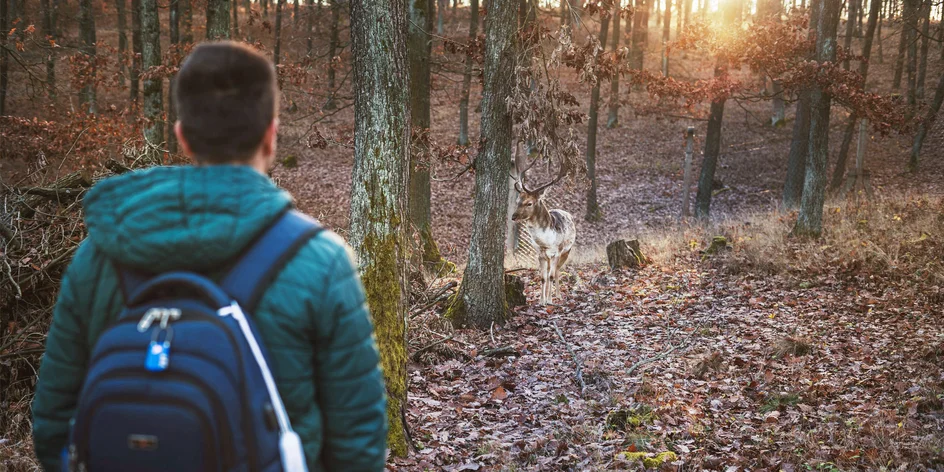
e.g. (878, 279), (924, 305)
(606, 239), (646, 270)
(504, 274), (526, 308)
(704, 236), (729, 255)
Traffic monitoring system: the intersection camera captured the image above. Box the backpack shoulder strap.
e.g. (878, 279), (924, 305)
(219, 209), (324, 313)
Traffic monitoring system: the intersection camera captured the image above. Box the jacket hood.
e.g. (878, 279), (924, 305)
(82, 164), (293, 272)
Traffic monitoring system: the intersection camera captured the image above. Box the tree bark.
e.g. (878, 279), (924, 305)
(661, 0), (672, 76)
(79, 0), (97, 114)
(349, 0), (410, 458)
(306, 0), (314, 56)
(794, 0), (842, 237)
(782, 0), (820, 209)
(876, 0), (882, 63)
(586, 9), (611, 222)
(458, 0), (479, 145)
(842, 0), (856, 69)
(910, 69), (944, 170)
(182, 0), (193, 43)
(0, 0), (7, 116)
(683, 0), (692, 30)
(437, 0), (445, 33)
(915, 0), (929, 99)
(326, 0), (340, 109)
(131, 0), (142, 103)
(169, 0), (179, 154)
(892, 0), (912, 89)
(828, 0), (880, 191)
(409, 0), (446, 269)
(113, 0), (127, 87)
(607, 1), (622, 128)
(446, 0), (516, 329)
(42, 0), (56, 97)
(274, 0), (285, 65)
(294, 0), (299, 23)
(233, 0), (240, 37)
(904, 0), (918, 109)
(207, 0), (231, 39)
(142, 0), (164, 155)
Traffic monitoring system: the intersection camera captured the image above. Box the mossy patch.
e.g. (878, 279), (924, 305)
(605, 403), (656, 432)
(760, 392), (801, 414)
(616, 451), (678, 468)
(281, 154), (298, 168)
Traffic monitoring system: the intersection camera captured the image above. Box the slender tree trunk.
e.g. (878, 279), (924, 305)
(409, 0), (445, 269)
(843, 0), (856, 69)
(116, 0), (128, 87)
(829, 0), (880, 191)
(910, 70), (944, 170)
(631, 0), (648, 70)
(560, 0), (569, 28)
(458, 0), (479, 145)
(794, 0), (842, 237)
(42, 0), (56, 98)
(586, 9), (610, 221)
(876, 0), (883, 63)
(684, 0), (692, 30)
(207, 0), (231, 39)
(131, 0), (142, 103)
(607, 1), (622, 128)
(446, 0), (516, 329)
(325, 0), (340, 109)
(437, 0), (445, 33)
(905, 0), (918, 109)
(915, 0), (929, 99)
(294, 0), (299, 23)
(0, 0), (7, 116)
(655, 0), (662, 26)
(274, 0), (285, 65)
(233, 0), (240, 37)
(168, 0), (179, 154)
(761, 0), (786, 125)
(349, 0), (410, 458)
(783, 0), (820, 209)
(893, 0), (911, 88)
(306, 0), (314, 57)
(142, 0), (164, 155)
(263, 0), (268, 16)
(79, 0), (97, 114)
(662, 0), (671, 76)
(182, 0), (193, 43)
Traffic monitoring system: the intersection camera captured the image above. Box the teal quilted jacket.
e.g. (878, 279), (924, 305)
(30, 164), (388, 471)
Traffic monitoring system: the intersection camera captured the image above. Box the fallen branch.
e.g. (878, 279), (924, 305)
(551, 319), (586, 395)
(482, 345), (520, 358)
(18, 186), (86, 201)
(410, 281), (457, 318)
(104, 159), (132, 175)
(626, 342), (688, 377)
(411, 335), (455, 361)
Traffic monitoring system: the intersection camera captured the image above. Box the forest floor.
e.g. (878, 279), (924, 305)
(1, 6), (944, 471)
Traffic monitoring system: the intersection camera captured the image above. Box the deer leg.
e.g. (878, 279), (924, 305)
(548, 254), (560, 304)
(539, 254), (550, 305)
(555, 249), (571, 298)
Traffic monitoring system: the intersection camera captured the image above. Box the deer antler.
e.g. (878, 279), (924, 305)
(528, 158), (571, 195)
(514, 156), (539, 193)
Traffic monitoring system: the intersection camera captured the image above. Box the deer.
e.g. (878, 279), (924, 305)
(511, 162), (577, 306)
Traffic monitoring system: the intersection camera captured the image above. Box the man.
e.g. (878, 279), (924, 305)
(31, 41), (388, 471)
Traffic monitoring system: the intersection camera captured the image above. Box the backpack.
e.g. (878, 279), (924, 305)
(61, 209), (324, 472)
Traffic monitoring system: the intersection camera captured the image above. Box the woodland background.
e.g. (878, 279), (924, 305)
(1, 0), (943, 470)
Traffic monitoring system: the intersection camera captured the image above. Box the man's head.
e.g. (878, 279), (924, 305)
(173, 41), (279, 172)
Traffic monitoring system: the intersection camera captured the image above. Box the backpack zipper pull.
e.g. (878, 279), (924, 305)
(137, 309), (160, 332)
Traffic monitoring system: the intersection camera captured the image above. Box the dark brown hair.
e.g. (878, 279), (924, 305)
(173, 41), (278, 163)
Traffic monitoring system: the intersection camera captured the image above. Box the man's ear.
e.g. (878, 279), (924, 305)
(174, 121), (195, 161)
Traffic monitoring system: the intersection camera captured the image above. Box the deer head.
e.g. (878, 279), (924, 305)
(511, 158), (568, 223)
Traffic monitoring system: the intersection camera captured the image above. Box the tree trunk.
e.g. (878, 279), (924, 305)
(560, 0), (569, 28)
(828, 0), (880, 191)
(168, 0), (179, 154)
(586, 9), (610, 222)
(79, 0), (97, 114)
(782, 0), (820, 209)
(207, 0), (231, 39)
(42, 0), (56, 98)
(114, 0), (128, 87)
(142, 0), (164, 155)
(915, 0), (929, 99)
(349, 0), (410, 458)
(131, 0), (142, 103)
(306, 0), (314, 57)
(607, 1), (622, 128)
(876, 0), (882, 63)
(458, 0), (479, 145)
(294, 0), (299, 23)
(905, 0), (918, 109)
(683, 0), (692, 30)
(182, 0), (193, 43)
(0, 0), (7, 116)
(326, 0), (340, 109)
(662, 0), (671, 78)
(843, 0), (856, 69)
(233, 0), (240, 37)
(794, 0), (842, 237)
(437, 0), (445, 33)
(446, 0), (516, 329)
(910, 69), (944, 170)
(631, 0), (648, 70)
(892, 0), (911, 88)
(274, 0), (285, 66)
(409, 0), (446, 269)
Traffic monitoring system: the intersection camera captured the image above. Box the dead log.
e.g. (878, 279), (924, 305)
(606, 239), (647, 270)
(16, 171), (92, 218)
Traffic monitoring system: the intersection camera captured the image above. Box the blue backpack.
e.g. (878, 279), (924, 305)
(62, 209), (323, 472)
